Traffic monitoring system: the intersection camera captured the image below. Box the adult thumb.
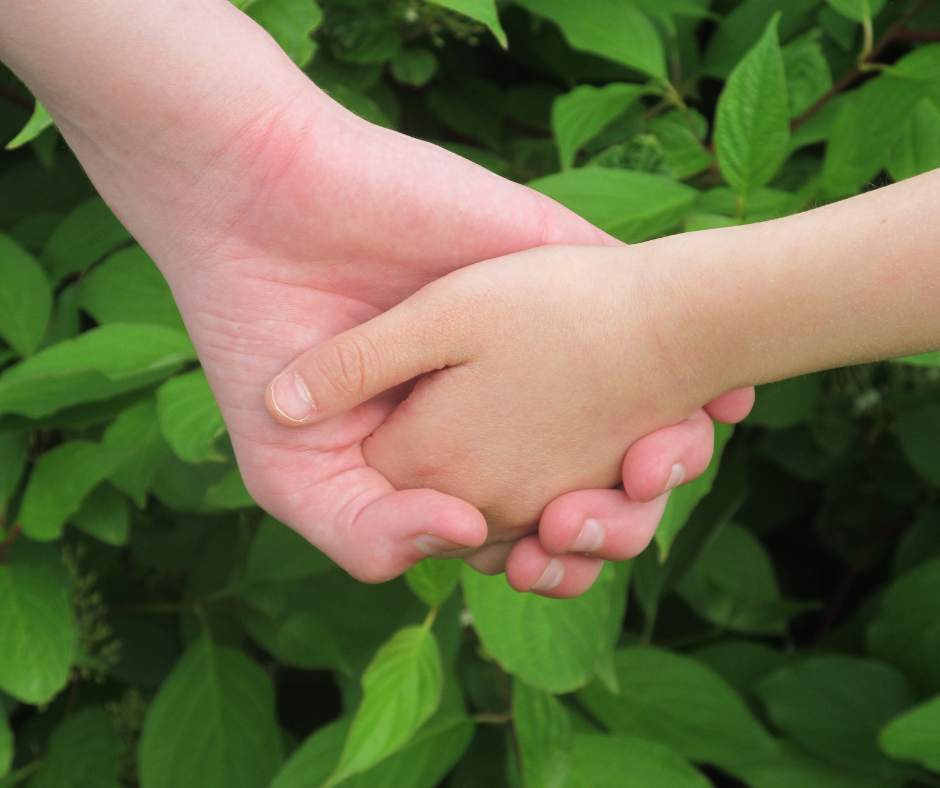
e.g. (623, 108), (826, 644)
(265, 298), (468, 426)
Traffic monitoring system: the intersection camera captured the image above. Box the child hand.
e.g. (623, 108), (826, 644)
(265, 243), (748, 594)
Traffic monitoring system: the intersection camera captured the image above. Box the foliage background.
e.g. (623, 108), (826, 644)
(1, 0), (940, 786)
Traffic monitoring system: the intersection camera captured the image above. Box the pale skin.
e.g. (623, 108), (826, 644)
(268, 168), (940, 595)
(0, 0), (751, 596)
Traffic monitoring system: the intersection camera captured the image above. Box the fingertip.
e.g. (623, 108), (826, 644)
(504, 536), (604, 598)
(265, 369), (319, 426)
(705, 387), (756, 424)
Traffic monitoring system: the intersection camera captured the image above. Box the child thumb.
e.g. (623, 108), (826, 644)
(264, 297), (467, 426)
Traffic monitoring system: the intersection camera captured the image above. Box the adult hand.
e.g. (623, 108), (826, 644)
(0, 0), (752, 593)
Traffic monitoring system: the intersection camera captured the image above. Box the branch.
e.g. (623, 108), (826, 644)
(0, 524), (22, 562)
(792, 0), (938, 131)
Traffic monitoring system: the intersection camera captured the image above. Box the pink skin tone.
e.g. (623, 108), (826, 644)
(0, 0), (752, 596)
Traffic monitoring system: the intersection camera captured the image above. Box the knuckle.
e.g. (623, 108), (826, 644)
(316, 334), (375, 401)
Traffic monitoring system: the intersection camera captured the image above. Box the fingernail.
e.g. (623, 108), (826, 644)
(414, 534), (471, 556)
(664, 463), (685, 494)
(271, 372), (314, 422)
(571, 518), (605, 553)
(531, 559), (564, 592)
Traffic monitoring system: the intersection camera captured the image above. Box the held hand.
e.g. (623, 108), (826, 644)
(266, 244), (753, 596)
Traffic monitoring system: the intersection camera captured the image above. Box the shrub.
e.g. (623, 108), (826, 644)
(1, 0), (940, 786)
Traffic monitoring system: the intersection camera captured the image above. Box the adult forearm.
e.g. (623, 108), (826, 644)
(656, 169), (940, 396)
(0, 0), (328, 262)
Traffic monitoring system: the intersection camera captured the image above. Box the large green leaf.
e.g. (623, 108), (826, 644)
(19, 440), (128, 541)
(405, 559), (462, 608)
(714, 15), (790, 197)
(0, 707), (10, 779)
(246, 514), (334, 584)
(529, 169), (697, 244)
(825, 0), (886, 23)
(756, 657), (916, 776)
(734, 742), (904, 788)
(782, 29), (832, 118)
(245, 0), (323, 68)
(139, 635), (283, 788)
(880, 694), (940, 773)
(513, 0), (666, 79)
(0, 431), (28, 512)
(0, 545), (75, 704)
(889, 98), (940, 182)
(156, 369), (227, 464)
(462, 563), (614, 694)
(71, 483), (131, 546)
(655, 422), (734, 556)
(325, 625), (443, 786)
(551, 83), (645, 170)
(270, 680), (471, 788)
(565, 734), (710, 788)
(868, 559), (940, 694)
(0, 233), (51, 357)
(678, 523), (790, 635)
(514, 679), (572, 788)
(428, 0), (507, 48)
(823, 74), (928, 197)
(27, 707), (121, 788)
(102, 398), (171, 507)
(0, 323), (195, 418)
(578, 647), (779, 771)
(41, 197), (131, 284)
(78, 245), (185, 331)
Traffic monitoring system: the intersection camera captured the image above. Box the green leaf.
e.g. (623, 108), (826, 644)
(655, 422), (734, 557)
(823, 74), (928, 197)
(102, 398), (171, 507)
(19, 440), (128, 541)
(0, 323), (195, 419)
(896, 406), (940, 486)
(756, 656), (916, 776)
(156, 369), (226, 464)
(0, 544), (75, 704)
(78, 245), (185, 331)
(5, 102), (53, 151)
(693, 641), (789, 700)
(201, 466), (252, 509)
(734, 741), (905, 788)
(0, 233), (51, 357)
(139, 635), (283, 788)
(782, 29), (832, 118)
(426, 79), (504, 149)
(513, 679), (572, 788)
(390, 49), (438, 87)
(893, 351), (940, 368)
(0, 432), (28, 513)
(889, 97), (940, 182)
(325, 625), (443, 786)
(405, 559), (462, 608)
(714, 15), (790, 197)
(324, 84), (393, 129)
(0, 707), (10, 779)
(678, 523), (790, 635)
(70, 483), (131, 545)
(577, 647), (779, 771)
(868, 558), (940, 694)
(245, 0), (322, 68)
(529, 169), (697, 244)
(825, 0), (886, 23)
(513, 0), (666, 79)
(704, 0), (822, 79)
(427, 0), (507, 48)
(648, 111), (713, 180)
(880, 693), (940, 773)
(463, 563), (614, 694)
(240, 605), (350, 674)
(27, 707), (121, 788)
(566, 734), (710, 788)
(551, 83), (645, 170)
(41, 197), (132, 284)
(246, 515), (333, 583)
(271, 681), (471, 788)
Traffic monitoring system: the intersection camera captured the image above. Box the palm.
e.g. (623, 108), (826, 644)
(157, 102), (611, 580)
